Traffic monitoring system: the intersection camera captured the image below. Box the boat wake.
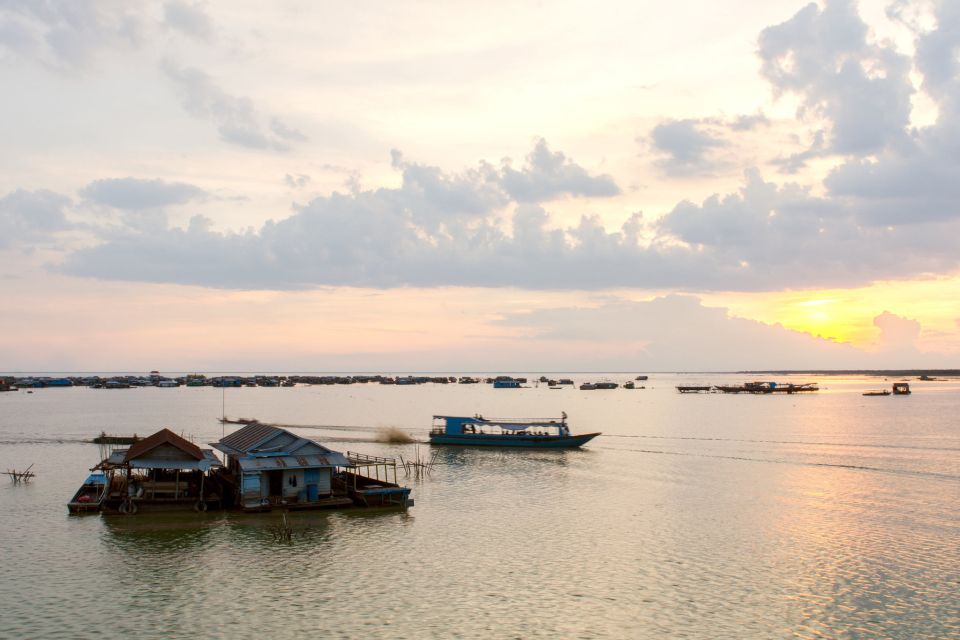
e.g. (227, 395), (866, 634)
(603, 433), (960, 453)
(597, 444), (960, 482)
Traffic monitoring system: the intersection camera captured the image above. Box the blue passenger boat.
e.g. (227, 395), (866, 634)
(430, 413), (600, 448)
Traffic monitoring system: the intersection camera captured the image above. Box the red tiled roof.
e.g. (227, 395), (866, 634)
(125, 428), (203, 461)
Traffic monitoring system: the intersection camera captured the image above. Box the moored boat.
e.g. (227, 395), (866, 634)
(429, 414), (600, 448)
(67, 472), (108, 514)
(863, 390), (891, 396)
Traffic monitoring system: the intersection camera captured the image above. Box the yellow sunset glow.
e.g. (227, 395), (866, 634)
(703, 276), (960, 350)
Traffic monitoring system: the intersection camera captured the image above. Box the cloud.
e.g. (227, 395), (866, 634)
(813, 2), (960, 225)
(648, 119), (727, 175)
(270, 118), (308, 143)
(497, 138), (620, 201)
(494, 295), (872, 371)
(56, 151), (960, 292)
(0, 188), (72, 249)
(284, 174), (311, 189)
(162, 1), (213, 41)
(874, 310), (921, 347)
(81, 177), (207, 210)
(758, 0), (914, 163)
(161, 60), (303, 151)
(728, 112), (770, 131)
(0, 1), (143, 71)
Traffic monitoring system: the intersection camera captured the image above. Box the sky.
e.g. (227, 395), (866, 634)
(1, 0), (959, 372)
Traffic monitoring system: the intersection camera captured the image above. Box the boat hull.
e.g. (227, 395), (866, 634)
(429, 432), (600, 448)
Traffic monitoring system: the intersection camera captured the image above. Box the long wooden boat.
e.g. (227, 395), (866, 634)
(430, 414), (599, 448)
(67, 472), (108, 514)
(863, 390), (891, 396)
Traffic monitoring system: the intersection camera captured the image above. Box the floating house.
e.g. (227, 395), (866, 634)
(92, 428), (224, 514)
(212, 423), (356, 511)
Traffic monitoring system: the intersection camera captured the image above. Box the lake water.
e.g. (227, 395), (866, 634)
(1, 374), (958, 639)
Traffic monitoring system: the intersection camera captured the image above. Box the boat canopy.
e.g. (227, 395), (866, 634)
(433, 415), (568, 433)
(83, 472), (107, 485)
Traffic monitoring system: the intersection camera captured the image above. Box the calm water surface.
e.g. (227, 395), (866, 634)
(1, 374), (958, 639)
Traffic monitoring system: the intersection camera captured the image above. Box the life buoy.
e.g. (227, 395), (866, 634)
(194, 500), (208, 513)
(118, 501), (129, 515)
(119, 499), (137, 515)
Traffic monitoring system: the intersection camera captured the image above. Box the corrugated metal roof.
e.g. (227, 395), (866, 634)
(125, 428), (203, 462)
(238, 451), (350, 470)
(101, 449), (222, 470)
(217, 422), (281, 453)
(128, 450), (223, 470)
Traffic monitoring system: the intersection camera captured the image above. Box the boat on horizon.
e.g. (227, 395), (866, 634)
(429, 413), (600, 448)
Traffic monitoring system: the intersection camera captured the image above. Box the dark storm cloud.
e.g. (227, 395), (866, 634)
(81, 177), (207, 210)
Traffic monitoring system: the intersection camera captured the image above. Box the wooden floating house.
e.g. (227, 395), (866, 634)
(69, 424), (412, 514)
(213, 423), (353, 511)
(93, 428), (224, 515)
(212, 423), (412, 512)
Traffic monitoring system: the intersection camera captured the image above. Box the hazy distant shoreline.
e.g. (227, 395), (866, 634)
(2, 369), (957, 377)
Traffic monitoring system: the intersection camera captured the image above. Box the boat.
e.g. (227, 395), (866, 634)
(429, 413), (600, 448)
(67, 472), (108, 513)
(863, 390), (891, 396)
(893, 383), (911, 395)
(91, 432), (141, 445)
(677, 385), (712, 393)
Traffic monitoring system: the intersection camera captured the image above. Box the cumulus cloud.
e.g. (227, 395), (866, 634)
(648, 119), (727, 175)
(55, 149), (960, 291)
(811, 2), (960, 225)
(759, 0), (914, 164)
(162, 1), (213, 41)
(81, 177), (207, 210)
(0, 0), (143, 71)
(0, 189), (72, 249)
(162, 60), (304, 151)
(498, 138), (620, 201)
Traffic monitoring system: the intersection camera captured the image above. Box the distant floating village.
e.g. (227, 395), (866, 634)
(0, 372), (649, 390)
